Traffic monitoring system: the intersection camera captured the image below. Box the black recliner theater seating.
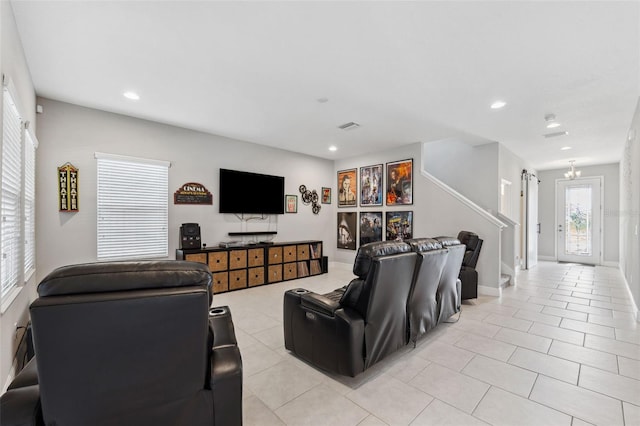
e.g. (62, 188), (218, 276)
(457, 230), (483, 300)
(283, 238), (464, 377)
(0, 261), (243, 426)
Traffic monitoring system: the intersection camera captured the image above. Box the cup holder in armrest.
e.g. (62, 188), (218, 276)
(209, 307), (228, 316)
(292, 288), (309, 295)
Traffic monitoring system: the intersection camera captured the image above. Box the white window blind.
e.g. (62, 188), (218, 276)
(96, 153), (169, 260)
(1, 87), (23, 296)
(23, 130), (37, 279)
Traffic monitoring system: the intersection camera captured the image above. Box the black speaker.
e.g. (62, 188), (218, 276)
(180, 223), (201, 249)
(321, 256), (328, 273)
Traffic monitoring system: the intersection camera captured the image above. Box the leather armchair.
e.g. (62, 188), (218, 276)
(284, 241), (416, 377)
(0, 261), (242, 426)
(457, 231), (483, 300)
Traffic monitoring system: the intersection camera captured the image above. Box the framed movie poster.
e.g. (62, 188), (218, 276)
(337, 168), (357, 207)
(386, 159), (413, 205)
(285, 195), (297, 213)
(337, 212), (357, 250)
(359, 164), (383, 207)
(359, 211), (383, 246)
(385, 211), (413, 242)
(322, 187), (331, 204)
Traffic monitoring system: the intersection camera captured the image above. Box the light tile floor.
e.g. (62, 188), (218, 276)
(212, 261), (640, 426)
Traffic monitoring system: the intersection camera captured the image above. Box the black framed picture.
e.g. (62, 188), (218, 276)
(385, 211), (413, 242)
(386, 159), (413, 206)
(359, 164), (383, 207)
(337, 212), (357, 250)
(337, 169), (357, 207)
(359, 211), (383, 246)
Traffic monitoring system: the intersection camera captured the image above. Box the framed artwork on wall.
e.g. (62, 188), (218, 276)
(359, 211), (383, 246)
(385, 211), (413, 242)
(337, 212), (357, 250)
(322, 187), (331, 204)
(359, 164), (383, 207)
(386, 159), (413, 206)
(285, 195), (298, 213)
(337, 168), (357, 207)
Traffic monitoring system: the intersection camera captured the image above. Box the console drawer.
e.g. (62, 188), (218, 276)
(268, 247), (283, 264)
(212, 272), (228, 293)
(208, 252), (228, 272)
(248, 267), (265, 287)
(268, 264), (282, 282)
(229, 249), (247, 270)
(229, 269), (247, 290)
(248, 248), (264, 267)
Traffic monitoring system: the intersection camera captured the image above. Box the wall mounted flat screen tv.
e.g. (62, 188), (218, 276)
(219, 168), (285, 214)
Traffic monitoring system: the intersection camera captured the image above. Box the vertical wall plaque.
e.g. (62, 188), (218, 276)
(58, 163), (78, 212)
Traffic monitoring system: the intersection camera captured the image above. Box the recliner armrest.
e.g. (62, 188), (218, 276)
(301, 293), (340, 317)
(0, 384), (43, 426)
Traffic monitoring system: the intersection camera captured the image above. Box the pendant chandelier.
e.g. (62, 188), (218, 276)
(564, 160), (581, 180)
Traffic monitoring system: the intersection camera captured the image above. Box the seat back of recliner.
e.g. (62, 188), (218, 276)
(457, 231), (483, 268)
(30, 261), (214, 426)
(351, 241), (417, 369)
(405, 238), (448, 343)
(434, 237), (465, 322)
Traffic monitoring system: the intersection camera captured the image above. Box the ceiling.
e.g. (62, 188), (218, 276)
(10, 1), (640, 170)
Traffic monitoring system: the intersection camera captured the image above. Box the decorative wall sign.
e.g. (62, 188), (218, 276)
(58, 163), (78, 212)
(298, 185), (321, 214)
(174, 182), (213, 205)
(285, 195), (298, 213)
(322, 187), (331, 204)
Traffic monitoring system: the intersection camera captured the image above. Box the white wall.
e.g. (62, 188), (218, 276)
(538, 163), (620, 264)
(0, 0), (38, 390)
(334, 143), (503, 292)
(35, 98), (336, 280)
(423, 139), (499, 211)
(620, 98), (640, 313)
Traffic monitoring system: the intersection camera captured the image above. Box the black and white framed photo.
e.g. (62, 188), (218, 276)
(337, 212), (357, 250)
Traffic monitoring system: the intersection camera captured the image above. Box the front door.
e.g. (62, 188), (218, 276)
(556, 177), (602, 265)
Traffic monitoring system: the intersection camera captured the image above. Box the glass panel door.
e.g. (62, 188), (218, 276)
(556, 177), (601, 264)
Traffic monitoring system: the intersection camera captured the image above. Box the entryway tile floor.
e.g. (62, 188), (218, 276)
(212, 261), (640, 425)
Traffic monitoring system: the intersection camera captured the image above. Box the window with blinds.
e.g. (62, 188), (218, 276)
(24, 130), (37, 279)
(96, 153), (169, 260)
(1, 87), (23, 297)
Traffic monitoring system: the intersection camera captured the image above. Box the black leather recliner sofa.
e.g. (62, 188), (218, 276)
(283, 238), (464, 376)
(0, 261), (243, 426)
(457, 230), (483, 300)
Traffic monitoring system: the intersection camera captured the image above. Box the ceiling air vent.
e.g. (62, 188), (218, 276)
(338, 122), (361, 131)
(543, 131), (569, 138)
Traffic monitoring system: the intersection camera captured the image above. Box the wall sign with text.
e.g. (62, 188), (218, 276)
(174, 182), (213, 205)
(58, 163), (79, 212)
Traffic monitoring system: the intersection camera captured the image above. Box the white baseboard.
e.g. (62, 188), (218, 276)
(603, 261), (619, 268)
(538, 255), (556, 262)
(478, 285), (501, 297)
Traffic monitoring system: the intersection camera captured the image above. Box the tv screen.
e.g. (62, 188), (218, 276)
(219, 168), (285, 214)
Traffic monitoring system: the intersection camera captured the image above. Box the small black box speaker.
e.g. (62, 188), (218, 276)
(322, 256), (328, 273)
(180, 223), (201, 249)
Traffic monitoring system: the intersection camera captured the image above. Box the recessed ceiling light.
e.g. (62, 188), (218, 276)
(546, 122), (561, 129)
(329, 146), (337, 152)
(123, 91), (140, 100)
(490, 100), (506, 109)
(561, 146), (572, 151)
